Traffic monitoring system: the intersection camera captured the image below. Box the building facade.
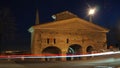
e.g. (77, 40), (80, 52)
(29, 11), (109, 61)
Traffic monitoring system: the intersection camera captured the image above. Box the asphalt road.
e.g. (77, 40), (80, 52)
(0, 58), (120, 68)
(0, 54), (120, 68)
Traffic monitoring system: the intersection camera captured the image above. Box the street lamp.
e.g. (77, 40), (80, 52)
(88, 8), (96, 22)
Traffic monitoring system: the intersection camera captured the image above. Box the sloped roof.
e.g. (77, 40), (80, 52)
(53, 11), (78, 21)
(29, 11), (109, 32)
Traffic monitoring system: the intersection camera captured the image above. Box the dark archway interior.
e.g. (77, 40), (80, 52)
(67, 44), (82, 60)
(67, 44), (82, 55)
(42, 46), (61, 54)
(42, 46), (61, 61)
(86, 46), (93, 53)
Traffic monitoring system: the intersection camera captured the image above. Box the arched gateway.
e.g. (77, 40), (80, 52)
(86, 46), (94, 58)
(67, 44), (82, 60)
(29, 11), (109, 61)
(42, 46), (61, 61)
(42, 46), (61, 54)
(86, 46), (93, 54)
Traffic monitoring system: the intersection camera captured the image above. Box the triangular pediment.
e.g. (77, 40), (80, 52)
(29, 11), (109, 32)
(32, 17), (108, 32)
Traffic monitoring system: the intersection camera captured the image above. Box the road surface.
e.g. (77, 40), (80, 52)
(0, 53), (120, 68)
(0, 58), (120, 68)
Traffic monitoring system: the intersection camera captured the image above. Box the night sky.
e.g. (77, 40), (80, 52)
(1, 0), (120, 50)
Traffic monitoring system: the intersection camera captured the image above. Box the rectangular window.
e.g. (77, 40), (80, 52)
(67, 39), (69, 43)
(47, 38), (49, 44)
(54, 38), (56, 44)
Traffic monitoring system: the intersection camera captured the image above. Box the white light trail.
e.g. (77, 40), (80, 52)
(0, 51), (120, 59)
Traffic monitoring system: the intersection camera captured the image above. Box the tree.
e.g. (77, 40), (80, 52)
(0, 7), (16, 51)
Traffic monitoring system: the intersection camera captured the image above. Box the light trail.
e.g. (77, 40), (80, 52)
(0, 51), (120, 59)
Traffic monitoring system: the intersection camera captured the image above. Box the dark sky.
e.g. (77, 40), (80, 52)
(1, 0), (120, 50)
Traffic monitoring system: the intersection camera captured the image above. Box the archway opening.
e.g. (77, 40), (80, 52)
(42, 46), (61, 61)
(86, 46), (94, 58)
(67, 44), (82, 60)
(86, 46), (93, 54)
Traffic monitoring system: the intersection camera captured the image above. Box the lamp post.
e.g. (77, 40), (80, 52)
(88, 8), (96, 22)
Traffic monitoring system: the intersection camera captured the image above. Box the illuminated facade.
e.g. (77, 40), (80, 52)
(29, 11), (109, 61)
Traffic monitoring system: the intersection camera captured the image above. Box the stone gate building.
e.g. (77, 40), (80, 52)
(29, 11), (109, 61)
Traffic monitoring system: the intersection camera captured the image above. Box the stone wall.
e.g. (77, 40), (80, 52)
(31, 29), (107, 55)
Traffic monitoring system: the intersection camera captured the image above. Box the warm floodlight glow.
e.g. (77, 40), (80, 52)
(88, 8), (96, 15)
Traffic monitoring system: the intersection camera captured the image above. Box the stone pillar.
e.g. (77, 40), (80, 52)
(32, 32), (40, 54)
(61, 50), (67, 61)
(81, 47), (87, 60)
